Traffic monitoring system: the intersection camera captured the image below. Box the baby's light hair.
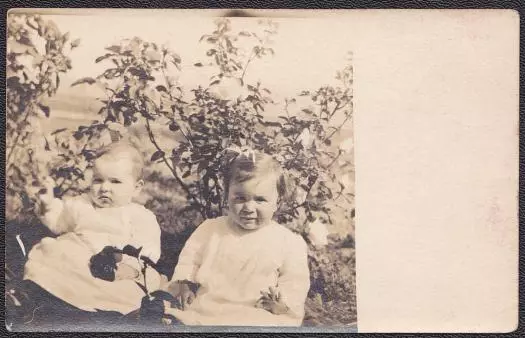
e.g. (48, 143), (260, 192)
(224, 150), (289, 201)
(95, 141), (145, 181)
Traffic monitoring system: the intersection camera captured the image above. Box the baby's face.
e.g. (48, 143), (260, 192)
(90, 156), (142, 208)
(228, 176), (279, 230)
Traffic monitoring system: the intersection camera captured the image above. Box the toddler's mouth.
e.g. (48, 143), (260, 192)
(98, 195), (112, 203)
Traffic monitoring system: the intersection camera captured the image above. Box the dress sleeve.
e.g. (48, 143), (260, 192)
(129, 208), (162, 264)
(277, 232), (311, 323)
(171, 218), (214, 282)
(40, 197), (76, 235)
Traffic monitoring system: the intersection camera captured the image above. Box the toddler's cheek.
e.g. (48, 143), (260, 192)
(258, 210), (274, 224)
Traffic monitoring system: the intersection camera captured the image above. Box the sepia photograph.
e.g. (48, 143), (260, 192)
(5, 9), (356, 331)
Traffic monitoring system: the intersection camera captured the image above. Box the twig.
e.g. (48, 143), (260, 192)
(240, 49), (257, 85)
(325, 150), (342, 170)
(240, 26), (273, 85)
(284, 99), (291, 119)
(160, 68), (194, 148)
(324, 113), (352, 143)
(143, 115), (205, 218)
(329, 101), (341, 119)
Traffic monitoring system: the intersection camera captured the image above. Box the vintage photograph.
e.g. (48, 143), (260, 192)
(5, 9), (356, 331)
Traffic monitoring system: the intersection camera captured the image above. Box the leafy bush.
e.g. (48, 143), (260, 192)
(6, 14), (84, 223)
(69, 19), (354, 235)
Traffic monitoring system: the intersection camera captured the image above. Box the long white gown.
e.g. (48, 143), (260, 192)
(165, 216), (310, 326)
(23, 195), (162, 314)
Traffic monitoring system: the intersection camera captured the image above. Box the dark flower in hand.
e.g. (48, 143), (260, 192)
(89, 246), (119, 281)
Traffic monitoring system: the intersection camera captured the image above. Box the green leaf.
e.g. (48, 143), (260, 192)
(38, 104), (50, 117)
(151, 150), (165, 162)
(44, 137), (51, 151)
(225, 38), (234, 51)
(155, 85), (168, 93)
(95, 53), (114, 63)
(260, 121), (282, 128)
(50, 128), (67, 135)
(105, 45), (121, 53)
(71, 77), (96, 87)
(73, 168), (84, 179)
(70, 38), (81, 48)
(171, 53), (181, 63)
(82, 149), (97, 161)
(302, 108), (314, 115)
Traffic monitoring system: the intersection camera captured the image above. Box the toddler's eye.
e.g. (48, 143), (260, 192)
(93, 178), (103, 184)
(110, 179), (122, 184)
(254, 196), (267, 203)
(234, 195), (246, 202)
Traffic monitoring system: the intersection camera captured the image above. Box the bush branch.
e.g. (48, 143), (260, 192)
(143, 116), (205, 218)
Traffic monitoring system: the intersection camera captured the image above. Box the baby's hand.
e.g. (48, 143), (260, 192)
(35, 177), (56, 212)
(255, 286), (289, 315)
(165, 280), (196, 310)
(114, 262), (140, 281)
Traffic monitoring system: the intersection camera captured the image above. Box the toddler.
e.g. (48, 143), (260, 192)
(23, 141), (162, 315)
(164, 149), (310, 326)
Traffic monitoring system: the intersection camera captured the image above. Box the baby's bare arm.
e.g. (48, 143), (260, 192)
(114, 261), (140, 280)
(33, 177), (77, 234)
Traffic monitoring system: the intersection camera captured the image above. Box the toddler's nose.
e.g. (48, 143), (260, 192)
(241, 201), (256, 214)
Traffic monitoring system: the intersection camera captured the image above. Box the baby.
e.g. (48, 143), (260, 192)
(23, 141), (162, 315)
(164, 149), (310, 326)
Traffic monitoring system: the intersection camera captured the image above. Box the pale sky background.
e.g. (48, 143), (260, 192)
(44, 12), (354, 107)
(23, 11), (357, 136)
